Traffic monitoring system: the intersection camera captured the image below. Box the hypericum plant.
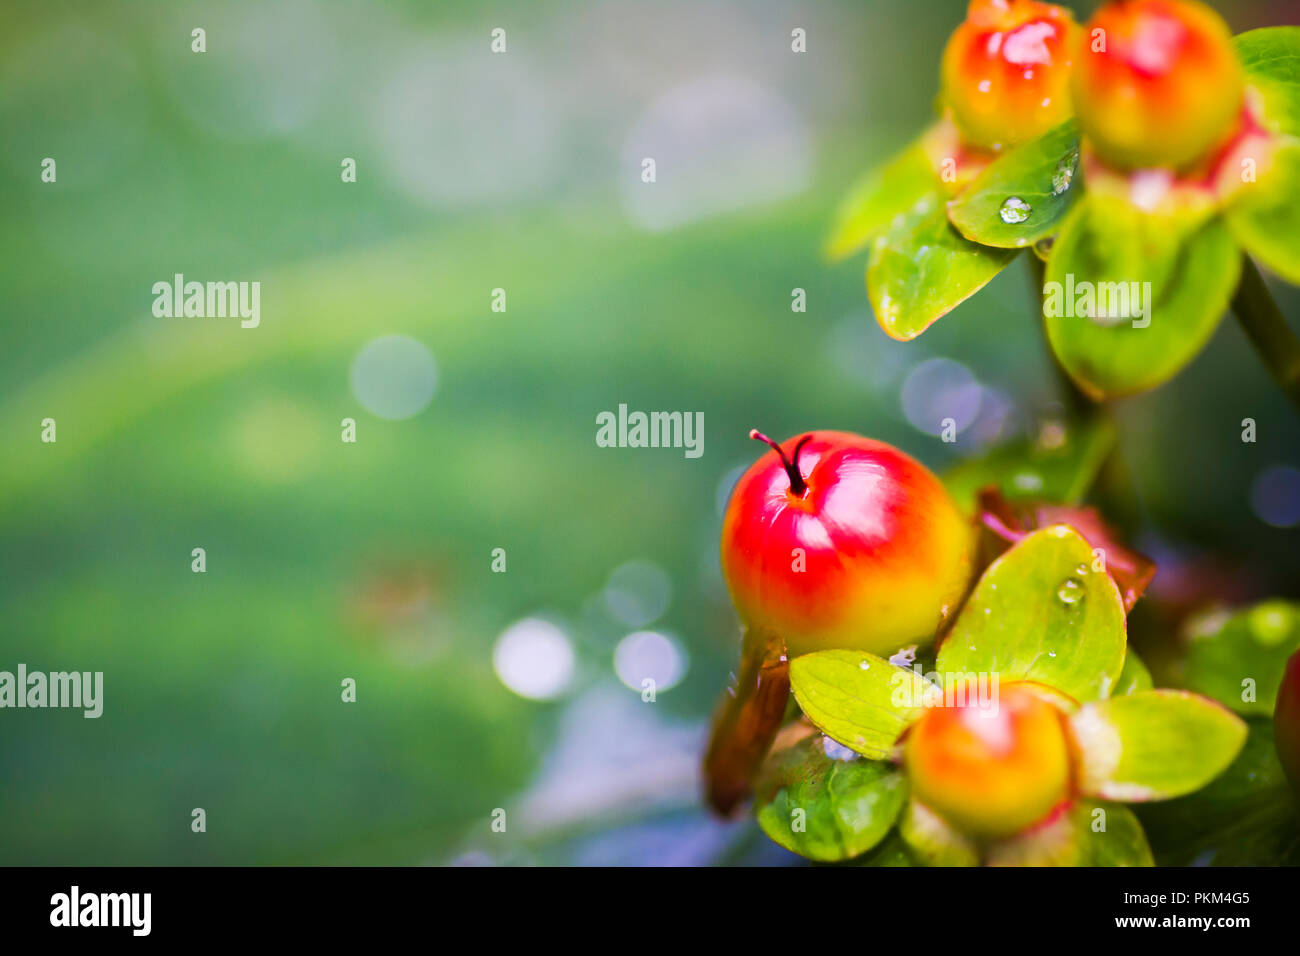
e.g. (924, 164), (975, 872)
(827, 0), (1300, 407)
(705, 429), (973, 813)
(703, 429), (1247, 863)
(751, 523), (1247, 866)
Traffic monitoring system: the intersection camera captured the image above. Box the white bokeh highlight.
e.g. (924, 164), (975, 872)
(350, 334), (438, 420)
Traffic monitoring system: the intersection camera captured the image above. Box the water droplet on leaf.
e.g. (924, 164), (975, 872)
(1057, 578), (1085, 605)
(999, 196), (1031, 224)
(1052, 149), (1078, 196)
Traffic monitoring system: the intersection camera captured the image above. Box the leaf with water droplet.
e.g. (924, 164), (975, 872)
(789, 649), (939, 757)
(937, 525), (1126, 703)
(867, 192), (1018, 341)
(947, 120), (1082, 248)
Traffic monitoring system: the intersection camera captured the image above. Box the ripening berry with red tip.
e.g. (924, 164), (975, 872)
(720, 430), (973, 658)
(905, 682), (1072, 838)
(940, 0), (1079, 151)
(1072, 0), (1245, 171)
(1275, 649), (1300, 799)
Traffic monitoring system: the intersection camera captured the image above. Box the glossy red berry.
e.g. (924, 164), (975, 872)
(720, 430), (973, 658)
(941, 0), (1079, 151)
(1072, 0), (1245, 171)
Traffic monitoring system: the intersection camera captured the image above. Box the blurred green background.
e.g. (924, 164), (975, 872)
(2, 0), (1297, 865)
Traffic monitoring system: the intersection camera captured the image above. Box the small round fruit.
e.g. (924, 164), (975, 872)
(720, 430), (973, 658)
(905, 681), (1072, 838)
(940, 0), (1078, 150)
(1072, 0), (1245, 171)
(1275, 649), (1300, 798)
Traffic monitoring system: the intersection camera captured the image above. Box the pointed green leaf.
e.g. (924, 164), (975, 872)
(789, 650), (937, 758)
(825, 139), (941, 262)
(754, 734), (908, 862)
(1115, 648), (1153, 696)
(1071, 690), (1248, 802)
(868, 193), (1020, 341)
(986, 799), (1152, 866)
(1226, 141), (1300, 285)
(1236, 27), (1300, 137)
(1184, 600), (1300, 715)
(1043, 194), (1241, 397)
(947, 120), (1081, 249)
(937, 525), (1127, 702)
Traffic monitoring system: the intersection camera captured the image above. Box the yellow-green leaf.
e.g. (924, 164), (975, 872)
(1226, 140), (1300, 285)
(788, 650), (936, 758)
(1071, 690), (1248, 801)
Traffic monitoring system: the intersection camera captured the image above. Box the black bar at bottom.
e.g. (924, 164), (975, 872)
(0, 865), (1283, 942)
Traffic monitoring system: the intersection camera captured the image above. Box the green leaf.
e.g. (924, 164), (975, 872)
(943, 415), (1116, 513)
(1183, 600), (1300, 716)
(1135, 718), (1300, 866)
(868, 194), (1020, 341)
(825, 139), (941, 262)
(754, 734), (908, 862)
(986, 800), (1153, 867)
(1043, 194), (1241, 398)
(947, 120), (1081, 249)
(936, 525), (1127, 702)
(788, 650), (936, 758)
(1236, 27), (1300, 137)
(897, 798), (979, 866)
(1071, 690), (1248, 802)
(848, 831), (922, 867)
(1225, 141), (1300, 285)
(1115, 648), (1153, 696)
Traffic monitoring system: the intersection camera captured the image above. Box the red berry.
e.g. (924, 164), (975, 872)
(1072, 0), (1245, 171)
(941, 0), (1079, 151)
(720, 430), (973, 657)
(905, 681), (1072, 838)
(1275, 649), (1300, 798)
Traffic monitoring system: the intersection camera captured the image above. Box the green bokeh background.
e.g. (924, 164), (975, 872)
(2, 0), (1297, 865)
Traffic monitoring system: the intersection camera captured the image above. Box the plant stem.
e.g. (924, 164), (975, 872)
(1026, 253), (1090, 417)
(1232, 256), (1300, 414)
